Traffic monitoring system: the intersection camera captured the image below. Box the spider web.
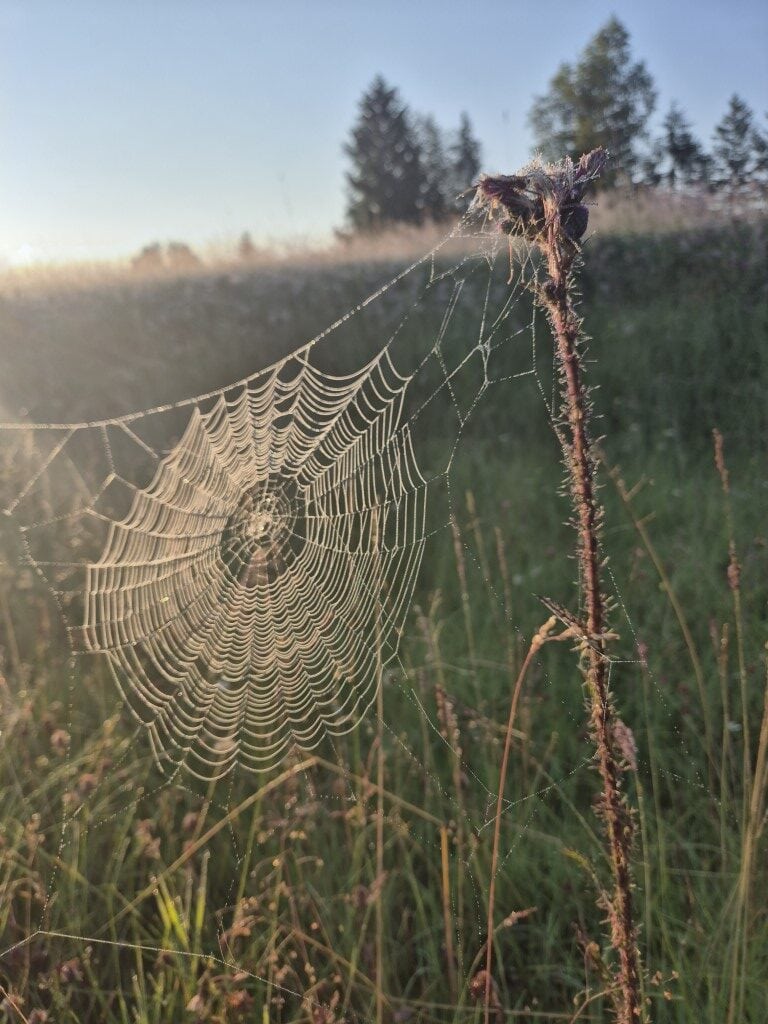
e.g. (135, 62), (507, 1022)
(0, 216), (534, 781)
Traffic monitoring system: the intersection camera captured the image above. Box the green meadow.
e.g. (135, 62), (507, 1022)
(0, 219), (766, 1022)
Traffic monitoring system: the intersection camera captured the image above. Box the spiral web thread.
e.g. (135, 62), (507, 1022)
(0, 220), (533, 781)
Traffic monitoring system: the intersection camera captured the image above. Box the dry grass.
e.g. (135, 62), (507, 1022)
(0, 186), (750, 301)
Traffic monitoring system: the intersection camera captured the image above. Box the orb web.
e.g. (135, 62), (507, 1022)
(77, 349), (425, 777)
(0, 218), (534, 780)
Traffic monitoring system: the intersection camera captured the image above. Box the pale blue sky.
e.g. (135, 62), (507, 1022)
(1, 0), (766, 265)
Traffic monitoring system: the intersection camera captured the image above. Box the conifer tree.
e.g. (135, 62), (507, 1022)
(713, 95), (761, 193)
(449, 112), (482, 211)
(661, 103), (709, 187)
(528, 17), (655, 185)
(238, 232), (256, 261)
(754, 113), (768, 191)
(418, 115), (450, 222)
(343, 76), (426, 231)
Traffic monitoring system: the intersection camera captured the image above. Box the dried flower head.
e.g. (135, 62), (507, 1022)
(50, 728), (70, 756)
(471, 148), (607, 245)
(469, 969), (503, 1020)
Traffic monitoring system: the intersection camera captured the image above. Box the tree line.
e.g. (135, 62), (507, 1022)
(343, 76), (481, 233)
(343, 18), (767, 232)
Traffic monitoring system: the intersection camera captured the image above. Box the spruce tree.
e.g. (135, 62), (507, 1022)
(754, 113), (768, 191)
(238, 232), (256, 261)
(343, 76), (426, 231)
(662, 103), (708, 188)
(713, 95), (761, 193)
(448, 112), (481, 211)
(418, 115), (449, 222)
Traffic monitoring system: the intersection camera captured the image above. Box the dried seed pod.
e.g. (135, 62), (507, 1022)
(563, 203), (590, 242)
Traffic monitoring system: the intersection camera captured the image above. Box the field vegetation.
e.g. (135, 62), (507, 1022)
(0, 209), (766, 1022)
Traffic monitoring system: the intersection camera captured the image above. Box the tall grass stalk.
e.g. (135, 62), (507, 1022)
(601, 458), (716, 781)
(483, 616), (559, 1024)
(713, 430), (766, 1024)
(474, 150), (644, 1023)
(373, 507), (385, 1024)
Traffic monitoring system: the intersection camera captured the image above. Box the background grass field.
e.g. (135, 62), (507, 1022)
(0, 217), (766, 1022)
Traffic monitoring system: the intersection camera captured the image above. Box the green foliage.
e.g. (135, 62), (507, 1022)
(343, 77), (481, 230)
(1, 222), (766, 1020)
(713, 94), (766, 193)
(237, 231), (256, 261)
(166, 242), (201, 270)
(344, 76), (427, 232)
(656, 102), (711, 188)
(417, 114), (449, 222)
(528, 27), (766, 196)
(528, 17), (656, 185)
(754, 113), (768, 181)
(448, 112), (482, 212)
(131, 241), (164, 272)
(130, 241), (202, 273)
(417, 112), (482, 220)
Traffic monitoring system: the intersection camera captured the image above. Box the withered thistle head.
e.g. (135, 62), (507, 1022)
(471, 148), (607, 245)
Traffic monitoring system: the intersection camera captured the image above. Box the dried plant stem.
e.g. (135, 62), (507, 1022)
(440, 824), (459, 1002)
(472, 152), (644, 1022)
(538, 214), (642, 1024)
(713, 430), (752, 810)
(375, 681), (385, 1024)
(713, 430), (764, 1024)
(728, 676), (768, 1024)
(0, 984), (29, 1024)
(0, 587), (21, 680)
(373, 507), (385, 1024)
(452, 517), (478, 668)
(418, 598), (467, 981)
(484, 616), (559, 1024)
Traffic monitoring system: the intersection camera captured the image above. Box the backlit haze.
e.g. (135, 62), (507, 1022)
(2, 0), (766, 267)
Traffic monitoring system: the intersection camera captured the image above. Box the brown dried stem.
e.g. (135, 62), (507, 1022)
(473, 151), (645, 1024)
(483, 615), (560, 1024)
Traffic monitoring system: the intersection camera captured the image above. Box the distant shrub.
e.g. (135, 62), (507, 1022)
(131, 241), (203, 274)
(166, 242), (202, 270)
(131, 242), (164, 272)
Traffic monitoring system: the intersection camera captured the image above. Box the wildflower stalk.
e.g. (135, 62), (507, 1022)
(473, 151), (645, 1023)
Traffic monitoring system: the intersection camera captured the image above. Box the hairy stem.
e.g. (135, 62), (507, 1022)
(470, 151), (644, 1019)
(538, 211), (643, 1023)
